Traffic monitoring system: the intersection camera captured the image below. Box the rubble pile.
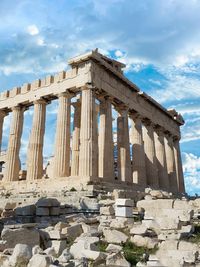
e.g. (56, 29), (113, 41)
(0, 189), (199, 266)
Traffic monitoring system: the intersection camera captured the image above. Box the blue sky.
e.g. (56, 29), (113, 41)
(0, 0), (200, 195)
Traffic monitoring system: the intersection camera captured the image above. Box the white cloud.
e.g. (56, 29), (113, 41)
(27, 25), (39, 36)
(182, 153), (200, 195)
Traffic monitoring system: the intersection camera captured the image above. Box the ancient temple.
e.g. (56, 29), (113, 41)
(0, 50), (185, 194)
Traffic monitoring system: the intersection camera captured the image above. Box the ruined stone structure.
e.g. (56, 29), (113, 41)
(0, 50), (185, 194)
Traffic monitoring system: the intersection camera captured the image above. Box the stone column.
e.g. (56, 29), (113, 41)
(78, 87), (98, 179)
(164, 132), (178, 193)
(0, 111), (6, 152)
(173, 136), (185, 193)
(26, 99), (46, 180)
(4, 106), (24, 182)
(71, 98), (81, 176)
(154, 126), (169, 191)
(53, 93), (71, 178)
(130, 114), (146, 186)
(117, 108), (132, 183)
(142, 119), (159, 188)
(98, 97), (114, 180)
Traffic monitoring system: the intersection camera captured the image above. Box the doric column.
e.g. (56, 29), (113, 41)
(71, 98), (81, 176)
(26, 99), (46, 180)
(164, 132), (178, 193)
(78, 87), (98, 179)
(98, 97), (114, 180)
(117, 107), (132, 183)
(53, 93), (71, 178)
(130, 113), (146, 186)
(4, 106), (24, 182)
(0, 111), (6, 152)
(154, 126), (169, 191)
(173, 136), (185, 193)
(142, 119), (159, 188)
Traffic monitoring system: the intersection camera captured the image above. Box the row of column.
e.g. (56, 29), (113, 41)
(0, 87), (185, 193)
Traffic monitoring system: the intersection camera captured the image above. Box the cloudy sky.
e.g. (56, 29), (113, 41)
(0, 0), (200, 195)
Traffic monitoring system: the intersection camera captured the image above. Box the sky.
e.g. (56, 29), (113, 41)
(0, 0), (200, 195)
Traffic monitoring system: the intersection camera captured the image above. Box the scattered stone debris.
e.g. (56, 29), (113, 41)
(0, 189), (200, 266)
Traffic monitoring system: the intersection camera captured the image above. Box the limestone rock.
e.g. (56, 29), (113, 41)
(15, 205), (36, 216)
(44, 247), (57, 257)
(98, 199), (115, 206)
(110, 218), (134, 229)
(36, 207), (50, 216)
(54, 222), (68, 231)
(32, 245), (43, 255)
(100, 206), (115, 216)
(106, 244), (122, 253)
(130, 225), (148, 235)
(1, 228), (40, 249)
(106, 252), (131, 267)
(61, 224), (83, 239)
(58, 248), (72, 263)
(79, 197), (99, 210)
(131, 235), (158, 249)
(36, 198), (60, 207)
(9, 244), (32, 267)
(28, 254), (53, 267)
(47, 240), (66, 256)
(103, 229), (128, 244)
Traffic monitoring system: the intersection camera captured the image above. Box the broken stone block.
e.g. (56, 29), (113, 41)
(106, 252), (131, 267)
(9, 244), (32, 267)
(47, 240), (67, 256)
(106, 244), (122, 253)
(15, 204), (36, 216)
(61, 224), (83, 239)
(27, 254), (53, 267)
(115, 199), (133, 218)
(49, 207), (60, 216)
(131, 235), (158, 249)
(130, 224), (148, 236)
(110, 217), (134, 230)
(100, 206), (115, 216)
(1, 227), (40, 249)
(36, 207), (50, 216)
(103, 229), (128, 244)
(36, 198), (60, 207)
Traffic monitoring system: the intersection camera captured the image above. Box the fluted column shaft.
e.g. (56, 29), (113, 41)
(154, 127), (169, 191)
(4, 106), (24, 182)
(173, 137), (185, 193)
(130, 114), (146, 186)
(71, 99), (81, 176)
(53, 93), (71, 178)
(117, 108), (132, 182)
(0, 111), (6, 152)
(165, 133), (178, 193)
(143, 120), (159, 188)
(78, 87), (98, 178)
(98, 98), (114, 179)
(26, 100), (46, 180)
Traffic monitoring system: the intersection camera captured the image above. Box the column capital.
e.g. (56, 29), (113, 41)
(11, 105), (26, 112)
(33, 99), (47, 105)
(57, 91), (75, 98)
(116, 105), (129, 116)
(81, 85), (95, 91)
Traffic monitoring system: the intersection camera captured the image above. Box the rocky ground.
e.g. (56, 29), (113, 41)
(0, 188), (200, 266)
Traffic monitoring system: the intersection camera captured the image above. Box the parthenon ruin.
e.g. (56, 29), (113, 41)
(0, 50), (185, 194)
